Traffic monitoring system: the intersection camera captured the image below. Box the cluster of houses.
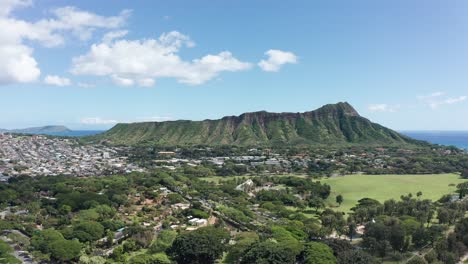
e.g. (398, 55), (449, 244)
(0, 134), (143, 177)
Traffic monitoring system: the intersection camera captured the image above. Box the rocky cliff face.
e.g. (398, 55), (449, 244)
(93, 102), (421, 147)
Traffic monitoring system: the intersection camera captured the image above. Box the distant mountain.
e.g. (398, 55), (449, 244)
(0, 125), (71, 134)
(90, 102), (424, 147)
(12, 125), (72, 134)
(0, 126), (104, 137)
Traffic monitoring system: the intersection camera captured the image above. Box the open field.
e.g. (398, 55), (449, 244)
(322, 174), (466, 214)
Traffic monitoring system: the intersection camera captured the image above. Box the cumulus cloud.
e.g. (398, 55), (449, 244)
(0, 44), (40, 84)
(0, 2), (130, 85)
(77, 82), (95, 88)
(258, 49), (298, 72)
(80, 117), (118, 125)
(138, 78), (156, 87)
(71, 31), (252, 86)
(418, 92), (467, 109)
(112, 75), (134, 86)
(102, 30), (128, 44)
(368, 104), (400, 113)
(44, 75), (71, 86)
(135, 116), (173, 122)
(0, 0), (32, 17)
(80, 116), (172, 126)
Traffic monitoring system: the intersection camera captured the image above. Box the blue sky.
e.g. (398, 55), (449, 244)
(1, 0), (468, 130)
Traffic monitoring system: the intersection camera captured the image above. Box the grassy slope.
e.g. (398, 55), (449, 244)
(322, 174), (466, 214)
(89, 102), (423, 147)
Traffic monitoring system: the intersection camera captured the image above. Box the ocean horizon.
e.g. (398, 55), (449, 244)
(33, 130), (106, 137)
(400, 131), (468, 150)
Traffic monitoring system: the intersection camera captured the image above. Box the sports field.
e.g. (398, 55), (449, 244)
(321, 174), (466, 213)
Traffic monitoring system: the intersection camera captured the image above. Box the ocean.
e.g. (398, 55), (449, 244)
(400, 131), (468, 150)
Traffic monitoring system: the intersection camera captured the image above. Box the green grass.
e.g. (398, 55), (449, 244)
(321, 174), (466, 214)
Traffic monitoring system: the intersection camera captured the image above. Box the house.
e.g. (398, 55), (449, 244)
(235, 179), (255, 192)
(172, 203), (190, 210)
(158, 151), (176, 156)
(188, 218), (208, 226)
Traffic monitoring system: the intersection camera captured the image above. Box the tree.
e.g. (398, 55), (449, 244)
(110, 245), (125, 262)
(455, 217), (468, 245)
(437, 208), (450, 224)
(0, 240), (21, 264)
(336, 195), (343, 206)
(149, 230), (177, 253)
(240, 241), (297, 264)
(406, 256), (427, 264)
(270, 226), (304, 255)
(49, 239), (82, 262)
(389, 225), (406, 252)
(337, 250), (377, 264)
(129, 253), (171, 264)
(72, 221), (104, 242)
(79, 255), (106, 264)
(168, 227), (229, 264)
(462, 170), (468, 179)
(320, 209), (346, 235)
(424, 250), (437, 263)
(456, 182), (468, 199)
(31, 229), (65, 253)
(308, 197), (325, 212)
(225, 232), (259, 264)
(303, 242), (336, 264)
(106, 230), (114, 247)
(347, 221), (357, 241)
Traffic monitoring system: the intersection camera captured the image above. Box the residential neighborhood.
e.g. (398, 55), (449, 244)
(0, 133), (143, 177)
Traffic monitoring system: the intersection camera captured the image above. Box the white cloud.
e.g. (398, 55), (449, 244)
(102, 30), (128, 44)
(0, 3), (130, 85)
(417, 91), (445, 100)
(44, 75), (71, 86)
(112, 75), (134, 86)
(0, 0), (32, 17)
(258, 49), (298, 72)
(80, 116), (172, 126)
(418, 92), (467, 109)
(135, 116), (173, 122)
(71, 31), (252, 86)
(0, 44), (40, 84)
(77, 82), (95, 88)
(444, 96), (467, 104)
(80, 117), (118, 125)
(429, 96), (467, 109)
(368, 104), (400, 113)
(138, 78), (155, 87)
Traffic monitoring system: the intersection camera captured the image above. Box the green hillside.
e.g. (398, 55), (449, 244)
(89, 102), (424, 147)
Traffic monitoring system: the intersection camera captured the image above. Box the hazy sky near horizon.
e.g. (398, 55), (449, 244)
(1, 0), (468, 130)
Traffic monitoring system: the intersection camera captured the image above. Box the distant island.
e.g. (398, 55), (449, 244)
(0, 126), (103, 137)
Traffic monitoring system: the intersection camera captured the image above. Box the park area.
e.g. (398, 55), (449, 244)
(322, 173), (467, 214)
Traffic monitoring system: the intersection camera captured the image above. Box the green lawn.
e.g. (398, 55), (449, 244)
(321, 174), (466, 214)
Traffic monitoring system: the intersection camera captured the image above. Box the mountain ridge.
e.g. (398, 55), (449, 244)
(0, 125), (71, 134)
(90, 102), (423, 147)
